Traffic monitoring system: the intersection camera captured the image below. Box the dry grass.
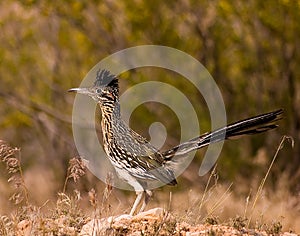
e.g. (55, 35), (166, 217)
(0, 138), (299, 235)
(168, 136), (299, 233)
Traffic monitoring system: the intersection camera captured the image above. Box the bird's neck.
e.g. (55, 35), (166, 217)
(99, 101), (122, 146)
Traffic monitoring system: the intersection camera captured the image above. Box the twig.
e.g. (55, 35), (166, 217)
(247, 135), (294, 227)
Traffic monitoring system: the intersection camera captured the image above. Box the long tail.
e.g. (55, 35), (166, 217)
(162, 109), (283, 160)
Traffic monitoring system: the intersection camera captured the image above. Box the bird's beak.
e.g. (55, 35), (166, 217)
(68, 87), (90, 95)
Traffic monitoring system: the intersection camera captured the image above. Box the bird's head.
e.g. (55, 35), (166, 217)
(69, 69), (119, 104)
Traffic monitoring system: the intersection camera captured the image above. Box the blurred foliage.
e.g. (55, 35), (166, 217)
(0, 0), (299, 194)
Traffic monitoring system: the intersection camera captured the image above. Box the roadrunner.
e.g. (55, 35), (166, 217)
(69, 69), (283, 215)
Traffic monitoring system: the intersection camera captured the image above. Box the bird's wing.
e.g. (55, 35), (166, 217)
(113, 127), (176, 185)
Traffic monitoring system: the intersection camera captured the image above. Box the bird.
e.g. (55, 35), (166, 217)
(69, 69), (283, 215)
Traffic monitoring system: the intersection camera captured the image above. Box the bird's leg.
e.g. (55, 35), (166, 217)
(139, 190), (152, 213)
(129, 191), (144, 216)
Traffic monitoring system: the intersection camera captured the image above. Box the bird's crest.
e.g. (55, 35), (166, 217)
(94, 69), (119, 90)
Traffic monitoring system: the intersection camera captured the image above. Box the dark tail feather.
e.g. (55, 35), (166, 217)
(162, 109), (283, 160)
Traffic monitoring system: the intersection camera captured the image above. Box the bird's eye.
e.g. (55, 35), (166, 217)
(96, 88), (102, 93)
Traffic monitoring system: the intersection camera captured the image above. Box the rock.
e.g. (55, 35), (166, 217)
(80, 208), (164, 236)
(16, 220), (32, 236)
(132, 207), (164, 221)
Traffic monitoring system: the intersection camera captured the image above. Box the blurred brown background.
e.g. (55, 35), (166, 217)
(0, 0), (299, 226)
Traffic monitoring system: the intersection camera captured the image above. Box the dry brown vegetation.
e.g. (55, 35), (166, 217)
(0, 138), (299, 235)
